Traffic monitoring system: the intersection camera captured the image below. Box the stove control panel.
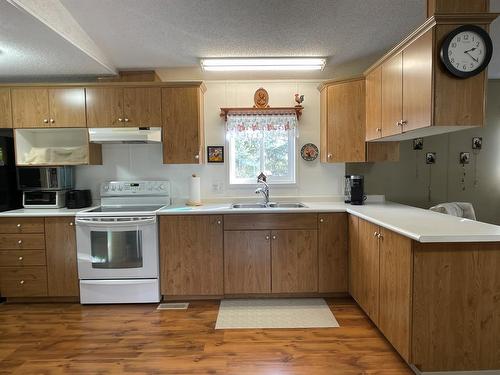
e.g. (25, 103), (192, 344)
(101, 181), (171, 196)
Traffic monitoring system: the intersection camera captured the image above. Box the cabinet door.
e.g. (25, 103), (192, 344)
(351, 218), (380, 324)
(11, 88), (50, 128)
(48, 88), (86, 128)
(378, 227), (412, 362)
(0, 267), (47, 297)
(327, 80), (366, 162)
(162, 87), (203, 164)
(402, 29), (433, 132)
(381, 52), (403, 137)
(160, 215), (223, 296)
(271, 230), (318, 293)
(365, 67), (382, 140)
(123, 87), (161, 127)
(224, 230), (271, 294)
(0, 89), (12, 128)
(86, 88), (124, 127)
(318, 213), (348, 293)
(45, 217), (79, 297)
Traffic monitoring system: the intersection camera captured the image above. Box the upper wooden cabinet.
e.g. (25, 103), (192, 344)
(365, 15), (496, 141)
(162, 85), (205, 164)
(86, 87), (161, 127)
(11, 88), (86, 128)
(0, 89), (12, 128)
(320, 78), (399, 163)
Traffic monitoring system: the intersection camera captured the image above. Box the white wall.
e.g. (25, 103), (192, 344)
(75, 80), (345, 200)
(347, 80), (500, 225)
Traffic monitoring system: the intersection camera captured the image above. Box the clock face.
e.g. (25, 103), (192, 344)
(440, 25), (493, 78)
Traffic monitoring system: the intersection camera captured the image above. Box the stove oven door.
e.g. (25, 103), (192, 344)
(76, 216), (158, 279)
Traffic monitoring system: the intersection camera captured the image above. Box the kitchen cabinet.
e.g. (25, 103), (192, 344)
(86, 87), (161, 127)
(0, 218), (47, 298)
(349, 216), (380, 324)
(45, 217), (79, 297)
(162, 86), (205, 164)
(11, 88), (86, 128)
(271, 229), (318, 293)
(224, 230), (271, 294)
(319, 78), (399, 162)
(318, 213), (348, 293)
(159, 215), (223, 297)
(365, 15), (494, 141)
(0, 88), (12, 128)
(378, 227), (412, 362)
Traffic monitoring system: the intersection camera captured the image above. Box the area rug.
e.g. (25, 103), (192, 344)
(215, 298), (339, 329)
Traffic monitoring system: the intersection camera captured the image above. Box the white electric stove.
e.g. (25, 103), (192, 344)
(76, 181), (170, 304)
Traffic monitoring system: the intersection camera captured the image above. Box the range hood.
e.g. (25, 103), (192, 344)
(88, 127), (162, 144)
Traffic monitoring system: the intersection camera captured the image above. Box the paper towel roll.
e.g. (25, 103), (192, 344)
(187, 174), (202, 206)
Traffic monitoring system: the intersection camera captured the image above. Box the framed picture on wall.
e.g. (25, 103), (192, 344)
(207, 146), (224, 163)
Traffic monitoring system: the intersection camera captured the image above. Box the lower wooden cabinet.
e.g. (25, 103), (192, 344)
(45, 217), (79, 297)
(318, 213), (348, 293)
(271, 229), (318, 293)
(0, 267), (48, 297)
(159, 215), (223, 297)
(224, 230), (271, 294)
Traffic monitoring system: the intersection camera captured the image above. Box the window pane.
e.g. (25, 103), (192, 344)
(264, 129), (290, 177)
(234, 131), (261, 179)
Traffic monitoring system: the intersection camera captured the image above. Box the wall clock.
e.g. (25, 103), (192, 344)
(440, 25), (493, 79)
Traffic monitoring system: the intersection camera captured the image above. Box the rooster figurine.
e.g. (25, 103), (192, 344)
(294, 93), (304, 107)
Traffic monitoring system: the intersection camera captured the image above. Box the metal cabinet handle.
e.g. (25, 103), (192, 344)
(43, 119), (49, 123)
(118, 118), (123, 122)
(216, 220), (222, 225)
(18, 240), (22, 245)
(401, 120), (407, 126)
(319, 218), (324, 223)
(272, 235), (277, 240)
(194, 154), (200, 160)
(69, 222), (74, 226)
(124, 118), (129, 122)
(16, 223), (21, 228)
(19, 280), (25, 285)
(396, 121), (401, 127)
(265, 235), (270, 240)
(377, 233), (383, 239)
(50, 118), (55, 123)
(18, 256), (23, 261)
(373, 232), (379, 237)
(327, 153), (333, 159)
(376, 127), (381, 132)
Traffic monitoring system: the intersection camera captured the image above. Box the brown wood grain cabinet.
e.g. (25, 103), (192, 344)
(162, 86), (204, 164)
(224, 230), (271, 294)
(318, 213), (348, 293)
(11, 88), (86, 128)
(0, 88), (13, 128)
(365, 15), (495, 141)
(45, 217), (79, 297)
(86, 87), (161, 127)
(159, 215), (223, 297)
(271, 229), (318, 293)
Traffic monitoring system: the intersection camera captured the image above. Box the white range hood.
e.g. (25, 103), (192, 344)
(88, 127), (162, 144)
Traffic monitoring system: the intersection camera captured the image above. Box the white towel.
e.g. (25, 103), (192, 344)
(429, 202), (476, 220)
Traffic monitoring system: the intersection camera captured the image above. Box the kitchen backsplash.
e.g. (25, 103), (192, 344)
(75, 80), (346, 200)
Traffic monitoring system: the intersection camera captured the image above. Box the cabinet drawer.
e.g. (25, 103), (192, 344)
(0, 250), (46, 266)
(0, 266), (48, 297)
(224, 214), (318, 231)
(0, 234), (46, 250)
(0, 218), (45, 234)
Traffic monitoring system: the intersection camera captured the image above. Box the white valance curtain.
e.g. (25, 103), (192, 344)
(226, 113), (298, 138)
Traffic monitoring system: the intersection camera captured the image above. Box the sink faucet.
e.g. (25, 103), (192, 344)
(255, 173), (270, 205)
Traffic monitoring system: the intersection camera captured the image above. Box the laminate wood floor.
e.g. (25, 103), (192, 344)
(0, 298), (413, 374)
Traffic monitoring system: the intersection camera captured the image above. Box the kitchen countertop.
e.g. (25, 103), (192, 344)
(1, 201), (500, 243)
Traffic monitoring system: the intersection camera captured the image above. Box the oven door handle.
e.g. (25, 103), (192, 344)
(75, 217), (156, 226)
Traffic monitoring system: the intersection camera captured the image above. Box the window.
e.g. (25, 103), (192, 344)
(227, 114), (297, 185)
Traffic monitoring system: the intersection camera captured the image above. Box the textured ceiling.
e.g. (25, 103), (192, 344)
(1, 0), (500, 80)
(0, 1), (112, 80)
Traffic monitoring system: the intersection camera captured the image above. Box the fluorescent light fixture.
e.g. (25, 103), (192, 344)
(200, 58), (326, 72)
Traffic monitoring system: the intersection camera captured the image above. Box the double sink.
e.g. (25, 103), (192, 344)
(231, 202), (307, 209)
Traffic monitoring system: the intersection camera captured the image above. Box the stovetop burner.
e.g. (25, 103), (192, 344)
(86, 205), (166, 213)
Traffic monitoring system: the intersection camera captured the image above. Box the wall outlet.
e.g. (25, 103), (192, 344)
(211, 181), (225, 194)
(412, 138), (424, 150)
(426, 152), (436, 164)
(472, 137), (482, 150)
(460, 152), (470, 165)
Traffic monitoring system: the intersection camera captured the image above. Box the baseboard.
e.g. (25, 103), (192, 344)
(6, 296), (80, 303)
(410, 364), (500, 375)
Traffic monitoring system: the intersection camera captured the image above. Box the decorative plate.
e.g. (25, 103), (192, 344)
(300, 143), (319, 161)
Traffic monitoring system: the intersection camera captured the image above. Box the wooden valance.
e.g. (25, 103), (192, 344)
(220, 106), (303, 122)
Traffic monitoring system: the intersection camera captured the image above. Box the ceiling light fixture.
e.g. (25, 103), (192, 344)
(200, 58), (326, 72)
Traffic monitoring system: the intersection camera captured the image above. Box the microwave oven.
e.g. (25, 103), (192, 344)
(23, 190), (67, 208)
(17, 167), (74, 191)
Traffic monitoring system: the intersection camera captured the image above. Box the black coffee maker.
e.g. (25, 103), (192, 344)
(345, 175), (365, 205)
